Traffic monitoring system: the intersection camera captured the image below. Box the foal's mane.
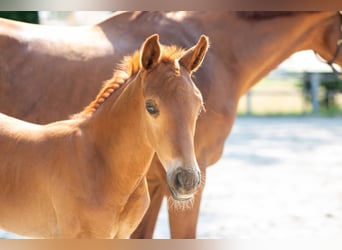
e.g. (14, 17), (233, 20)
(236, 11), (318, 20)
(76, 44), (184, 118)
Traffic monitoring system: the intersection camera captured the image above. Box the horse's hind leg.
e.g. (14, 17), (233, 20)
(168, 169), (206, 239)
(131, 157), (167, 239)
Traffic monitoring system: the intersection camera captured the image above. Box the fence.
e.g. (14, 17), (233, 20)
(239, 72), (342, 116)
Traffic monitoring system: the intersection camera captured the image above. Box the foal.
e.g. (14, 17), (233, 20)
(0, 34), (209, 238)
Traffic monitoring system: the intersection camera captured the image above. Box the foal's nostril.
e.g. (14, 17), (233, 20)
(175, 172), (182, 187)
(175, 171), (186, 188)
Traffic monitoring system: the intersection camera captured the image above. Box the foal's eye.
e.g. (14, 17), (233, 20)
(145, 101), (159, 116)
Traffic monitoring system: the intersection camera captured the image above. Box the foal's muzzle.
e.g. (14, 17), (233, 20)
(167, 167), (201, 201)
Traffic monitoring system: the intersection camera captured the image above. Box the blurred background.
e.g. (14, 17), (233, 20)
(1, 11), (341, 116)
(0, 11), (341, 239)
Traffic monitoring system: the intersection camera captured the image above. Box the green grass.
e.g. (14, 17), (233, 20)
(238, 74), (342, 117)
(319, 105), (342, 116)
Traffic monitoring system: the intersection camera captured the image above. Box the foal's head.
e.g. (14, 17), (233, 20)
(139, 34), (209, 201)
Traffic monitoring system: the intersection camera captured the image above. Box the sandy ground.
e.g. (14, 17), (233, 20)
(153, 116), (342, 239)
(1, 116), (342, 239)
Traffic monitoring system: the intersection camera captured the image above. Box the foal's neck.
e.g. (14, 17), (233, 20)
(81, 75), (153, 195)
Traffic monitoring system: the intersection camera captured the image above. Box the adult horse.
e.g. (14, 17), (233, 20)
(0, 11), (342, 238)
(0, 34), (208, 238)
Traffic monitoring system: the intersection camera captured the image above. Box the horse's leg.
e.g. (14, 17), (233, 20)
(168, 169), (206, 239)
(131, 156), (167, 238)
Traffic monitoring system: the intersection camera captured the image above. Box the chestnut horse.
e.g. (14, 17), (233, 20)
(0, 12), (342, 238)
(0, 34), (208, 238)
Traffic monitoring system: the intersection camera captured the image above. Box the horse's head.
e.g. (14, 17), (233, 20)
(307, 11), (342, 74)
(139, 34), (209, 201)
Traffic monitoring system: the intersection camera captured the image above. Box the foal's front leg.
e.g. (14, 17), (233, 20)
(115, 177), (150, 238)
(131, 156), (167, 238)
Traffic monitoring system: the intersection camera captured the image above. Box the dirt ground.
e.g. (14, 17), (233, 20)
(1, 116), (342, 239)
(153, 116), (342, 238)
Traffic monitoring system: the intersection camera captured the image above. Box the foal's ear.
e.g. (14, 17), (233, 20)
(179, 35), (209, 73)
(140, 34), (161, 71)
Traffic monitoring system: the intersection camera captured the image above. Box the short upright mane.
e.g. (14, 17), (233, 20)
(76, 44), (184, 117)
(236, 11), (318, 20)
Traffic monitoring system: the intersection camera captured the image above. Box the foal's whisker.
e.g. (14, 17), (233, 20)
(167, 195), (195, 211)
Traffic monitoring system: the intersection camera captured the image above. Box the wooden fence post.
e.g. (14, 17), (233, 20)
(310, 72), (320, 114)
(246, 91), (252, 115)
